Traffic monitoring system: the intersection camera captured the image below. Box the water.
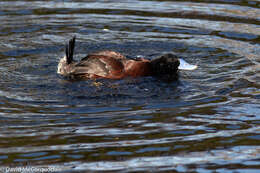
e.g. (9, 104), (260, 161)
(0, 0), (260, 172)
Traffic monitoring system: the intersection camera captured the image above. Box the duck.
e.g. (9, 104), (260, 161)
(57, 37), (197, 80)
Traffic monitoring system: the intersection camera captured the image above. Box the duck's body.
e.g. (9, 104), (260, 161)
(77, 51), (152, 79)
(57, 37), (195, 80)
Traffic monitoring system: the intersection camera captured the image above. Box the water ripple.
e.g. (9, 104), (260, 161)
(0, 0), (259, 172)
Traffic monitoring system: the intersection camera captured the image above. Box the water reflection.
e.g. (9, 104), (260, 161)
(60, 145), (260, 172)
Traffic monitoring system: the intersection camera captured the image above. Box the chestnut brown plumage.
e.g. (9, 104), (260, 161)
(57, 37), (180, 80)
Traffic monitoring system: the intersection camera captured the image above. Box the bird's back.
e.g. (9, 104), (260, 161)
(71, 52), (125, 79)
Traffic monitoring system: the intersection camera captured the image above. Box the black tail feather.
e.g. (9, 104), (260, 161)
(65, 36), (76, 64)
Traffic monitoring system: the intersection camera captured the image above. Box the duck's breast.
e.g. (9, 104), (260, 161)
(123, 59), (152, 77)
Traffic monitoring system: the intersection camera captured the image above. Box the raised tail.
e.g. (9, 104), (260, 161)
(65, 36), (76, 64)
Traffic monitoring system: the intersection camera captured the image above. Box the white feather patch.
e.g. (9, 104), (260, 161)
(178, 58), (198, 70)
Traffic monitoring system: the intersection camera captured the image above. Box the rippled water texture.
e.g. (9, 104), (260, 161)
(0, 0), (260, 172)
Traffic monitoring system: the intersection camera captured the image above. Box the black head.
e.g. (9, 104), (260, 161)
(150, 54), (180, 79)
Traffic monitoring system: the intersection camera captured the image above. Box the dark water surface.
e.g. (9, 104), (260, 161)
(0, 0), (260, 172)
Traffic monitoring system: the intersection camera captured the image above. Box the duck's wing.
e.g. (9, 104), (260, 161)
(72, 55), (124, 78)
(71, 58), (109, 77)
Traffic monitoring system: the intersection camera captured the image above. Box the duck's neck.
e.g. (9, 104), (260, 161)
(123, 59), (152, 77)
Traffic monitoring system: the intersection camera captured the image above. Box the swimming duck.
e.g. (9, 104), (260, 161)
(57, 37), (197, 80)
